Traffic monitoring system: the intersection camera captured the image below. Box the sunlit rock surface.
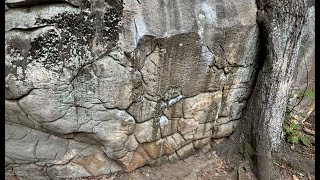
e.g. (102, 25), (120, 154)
(4, 0), (271, 179)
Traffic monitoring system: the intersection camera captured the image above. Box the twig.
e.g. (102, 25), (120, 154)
(288, 54), (309, 115)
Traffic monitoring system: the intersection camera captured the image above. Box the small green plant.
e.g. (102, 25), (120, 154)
(284, 88), (314, 147)
(291, 89), (315, 100)
(283, 115), (312, 147)
(305, 89), (315, 100)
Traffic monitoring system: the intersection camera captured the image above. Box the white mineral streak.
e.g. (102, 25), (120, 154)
(200, 3), (217, 25)
(168, 95), (184, 107)
(132, 15), (147, 47)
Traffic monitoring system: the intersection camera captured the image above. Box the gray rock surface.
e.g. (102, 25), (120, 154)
(287, 6), (315, 122)
(5, 0), (270, 179)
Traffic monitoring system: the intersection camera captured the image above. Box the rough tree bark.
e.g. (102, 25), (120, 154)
(218, 0), (313, 179)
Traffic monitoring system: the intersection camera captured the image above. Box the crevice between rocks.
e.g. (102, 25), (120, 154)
(5, 0), (81, 9)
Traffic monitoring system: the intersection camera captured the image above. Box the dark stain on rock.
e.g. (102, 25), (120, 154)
(6, 0), (124, 81)
(156, 32), (204, 97)
(5, 35), (31, 80)
(102, 8), (123, 44)
(28, 29), (61, 71)
(34, 0), (123, 70)
(105, 0), (123, 11)
(130, 32), (214, 100)
(130, 35), (157, 71)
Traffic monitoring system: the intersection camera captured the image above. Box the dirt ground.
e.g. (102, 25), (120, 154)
(76, 150), (313, 180)
(76, 149), (253, 180)
(278, 114), (315, 180)
(76, 119), (315, 180)
(70, 115), (316, 180)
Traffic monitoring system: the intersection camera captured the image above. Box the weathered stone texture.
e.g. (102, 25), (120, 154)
(287, 6), (315, 122)
(5, 0), (261, 179)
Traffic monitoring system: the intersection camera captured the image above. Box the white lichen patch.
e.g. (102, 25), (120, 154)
(16, 66), (24, 80)
(116, 111), (127, 119)
(24, 63), (60, 87)
(198, 14), (205, 20)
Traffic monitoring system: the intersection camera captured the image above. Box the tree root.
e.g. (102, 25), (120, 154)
(213, 133), (314, 179)
(212, 130), (244, 162)
(237, 160), (252, 180)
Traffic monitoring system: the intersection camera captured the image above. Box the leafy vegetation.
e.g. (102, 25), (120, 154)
(304, 89), (315, 100)
(283, 114), (312, 147)
(284, 88), (314, 147)
(291, 89), (314, 100)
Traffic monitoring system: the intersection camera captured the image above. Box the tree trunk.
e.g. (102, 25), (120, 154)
(239, 0), (308, 179)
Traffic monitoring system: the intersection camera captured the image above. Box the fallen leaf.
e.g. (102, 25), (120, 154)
(303, 127), (315, 135)
(293, 175), (299, 180)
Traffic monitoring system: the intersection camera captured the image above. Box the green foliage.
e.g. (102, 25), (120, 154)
(305, 89), (315, 100)
(300, 136), (312, 147)
(292, 89), (315, 100)
(287, 136), (299, 144)
(283, 115), (312, 147)
(284, 88), (314, 147)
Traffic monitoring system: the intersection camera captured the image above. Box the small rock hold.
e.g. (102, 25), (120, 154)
(121, 117), (135, 126)
(223, 67), (230, 74)
(212, 138), (227, 144)
(159, 115), (169, 125)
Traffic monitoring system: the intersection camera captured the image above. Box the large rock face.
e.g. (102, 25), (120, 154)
(287, 6), (315, 122)
(5, 0), (259, 179)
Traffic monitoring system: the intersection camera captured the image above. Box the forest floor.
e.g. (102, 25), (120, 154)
(278, 113), (315, 180)
(80, 149), (253, 180)
(77, 115), (315, 180)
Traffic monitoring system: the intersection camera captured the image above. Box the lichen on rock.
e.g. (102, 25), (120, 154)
(5, 0), (264, 179)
